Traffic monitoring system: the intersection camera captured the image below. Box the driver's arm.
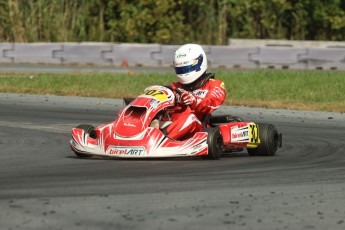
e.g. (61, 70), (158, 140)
(191, 79), (226, 115)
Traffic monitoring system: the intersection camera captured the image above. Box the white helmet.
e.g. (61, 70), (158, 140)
(173, 44), (207, 85)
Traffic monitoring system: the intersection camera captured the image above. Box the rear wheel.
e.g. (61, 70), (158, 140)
(202, 128), (223, 160)
(73, 124), (96, 158)
(248, 123), (279, 156)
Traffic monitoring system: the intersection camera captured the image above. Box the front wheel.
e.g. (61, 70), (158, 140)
(202, 128), (223, 160)
(248, 123), (280, 156)
(73, 124), (96, 158)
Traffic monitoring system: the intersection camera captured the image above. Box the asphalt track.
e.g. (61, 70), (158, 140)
(1, 93), (345, 230)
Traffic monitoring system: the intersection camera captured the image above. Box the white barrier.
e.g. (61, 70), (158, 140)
(1, 42), (345, 70)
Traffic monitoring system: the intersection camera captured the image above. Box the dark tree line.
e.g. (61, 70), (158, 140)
(1, 0), (344, 44)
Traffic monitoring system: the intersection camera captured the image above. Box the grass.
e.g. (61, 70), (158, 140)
(218, 70), (345, 112)
(0, 70), (344, 112)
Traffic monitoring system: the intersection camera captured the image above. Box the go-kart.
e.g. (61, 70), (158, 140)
(70, 85), (282, 159)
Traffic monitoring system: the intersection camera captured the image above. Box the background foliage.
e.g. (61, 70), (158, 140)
(1, 0), (345, 44)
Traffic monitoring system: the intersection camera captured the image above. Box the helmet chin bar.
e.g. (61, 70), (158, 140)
(181, 72), (215, 91)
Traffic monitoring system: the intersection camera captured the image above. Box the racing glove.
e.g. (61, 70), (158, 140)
(179, 89), (197, 107)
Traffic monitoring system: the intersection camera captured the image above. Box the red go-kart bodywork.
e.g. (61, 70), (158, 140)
(70, 86), (282, 159)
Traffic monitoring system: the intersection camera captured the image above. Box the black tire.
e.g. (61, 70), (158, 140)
(247, 123), (279, 156)
(202, 128), (223, 160)
(73, 124), (96, 158)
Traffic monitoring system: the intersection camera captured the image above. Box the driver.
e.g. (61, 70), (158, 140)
(155, 44), (226, 140)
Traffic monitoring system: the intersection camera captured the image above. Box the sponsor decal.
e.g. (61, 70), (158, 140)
(177, 53), (186, 58)
(232, 131), (249, 139)
(231, 126), (250, 142)
(149, 99), (160, 108)
(193, 90), (208, 98)
(249, 124), (260, 144)
(143, 90), (167, 102)
(220, 82), (225, 89)
(124, 123), (136, 127)
(175, 61), (190, 67)
(109, 147), (146, 156)
(192, 143), (203, 150)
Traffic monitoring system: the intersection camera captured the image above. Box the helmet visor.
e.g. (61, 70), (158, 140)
(174, 55), (203, 75)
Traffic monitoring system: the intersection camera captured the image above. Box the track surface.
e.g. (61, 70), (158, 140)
(1, 93), (345, 230)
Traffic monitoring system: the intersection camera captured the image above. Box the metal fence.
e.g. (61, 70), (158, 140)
(1, 42), (345, 70)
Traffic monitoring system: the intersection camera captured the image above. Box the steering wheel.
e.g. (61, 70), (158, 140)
(164, 85), (183, 106)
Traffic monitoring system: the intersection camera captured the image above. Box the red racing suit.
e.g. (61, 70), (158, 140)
(165, 78), (226, 140)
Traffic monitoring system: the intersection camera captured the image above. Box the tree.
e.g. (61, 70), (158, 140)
(0, 0), (344, 43)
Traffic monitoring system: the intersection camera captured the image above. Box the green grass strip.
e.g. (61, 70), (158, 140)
(0, 70), (344, 112)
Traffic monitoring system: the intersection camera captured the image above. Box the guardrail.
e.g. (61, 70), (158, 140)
(1, 42), (345, 70)
(228, 38), (345, 48)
